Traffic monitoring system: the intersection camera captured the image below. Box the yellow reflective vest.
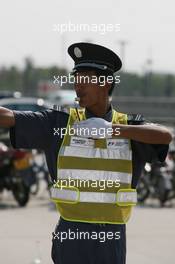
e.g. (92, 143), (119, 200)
(51, 108), (137, 224)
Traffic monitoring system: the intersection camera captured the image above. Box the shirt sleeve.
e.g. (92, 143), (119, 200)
(131, 141), (169, 163)
(9, 109), (56, 150)
(128, 118), (169, 163)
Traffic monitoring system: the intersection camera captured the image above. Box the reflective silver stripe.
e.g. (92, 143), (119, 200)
(117, 191), (137, 203)
(51, 188), (137, 204)
(59, 145), (132, 160)
(51, 187), (78, 201)
(58, 169), (132, 184)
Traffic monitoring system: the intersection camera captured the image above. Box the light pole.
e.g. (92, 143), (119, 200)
(117, 40), (128, 71)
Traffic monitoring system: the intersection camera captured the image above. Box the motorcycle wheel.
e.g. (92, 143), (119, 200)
(30, 183), (39, 195)
(156, 177), (169, 206)
(12, 182), (30, 207)
(137, 176), (150, 202)
(30, 174), (40, 195)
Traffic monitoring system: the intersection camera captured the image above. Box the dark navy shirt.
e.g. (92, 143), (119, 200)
(9, 107), (168, 188)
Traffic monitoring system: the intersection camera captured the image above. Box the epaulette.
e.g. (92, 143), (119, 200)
(52, 105), (69, 114)
(127, 114), (145, 125)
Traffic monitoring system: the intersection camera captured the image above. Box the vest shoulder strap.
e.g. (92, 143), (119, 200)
(70, 108), (86, 122)
(112, 109), (128, 125)
(69, 108), (145, 125)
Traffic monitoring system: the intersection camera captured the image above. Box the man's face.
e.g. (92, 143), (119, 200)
(74, 70), (109, 108)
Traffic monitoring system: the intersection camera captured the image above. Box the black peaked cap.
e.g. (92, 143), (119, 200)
(68, 42), (122, 73)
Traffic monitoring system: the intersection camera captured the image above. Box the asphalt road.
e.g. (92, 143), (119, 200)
(0, 189), (175, 264)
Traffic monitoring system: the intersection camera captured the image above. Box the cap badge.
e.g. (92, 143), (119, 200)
(74, 47), (82, 58)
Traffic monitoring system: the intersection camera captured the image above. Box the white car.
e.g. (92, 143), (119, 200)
(47, 90), (76, 107)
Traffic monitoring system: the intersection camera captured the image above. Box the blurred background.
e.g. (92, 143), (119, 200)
(0, 0), (175, 263)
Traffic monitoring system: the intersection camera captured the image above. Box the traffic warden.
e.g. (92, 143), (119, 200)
(0, 42), (172, 264)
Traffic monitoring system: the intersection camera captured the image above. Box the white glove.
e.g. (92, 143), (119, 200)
(72, 117), (113, 139)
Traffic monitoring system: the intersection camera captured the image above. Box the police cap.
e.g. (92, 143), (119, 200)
(68, 42), (122, 73)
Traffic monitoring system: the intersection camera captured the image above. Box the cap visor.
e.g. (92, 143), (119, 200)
(73, 63), (109, 71)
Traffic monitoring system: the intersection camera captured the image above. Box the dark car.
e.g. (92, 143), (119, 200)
(0, 97), (52, 111)
(0, 91), (22, 100)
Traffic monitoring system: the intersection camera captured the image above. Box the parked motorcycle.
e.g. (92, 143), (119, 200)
(137, 160), (175, 206)
(29, 149), (50, 195)
(0, 142), (33, 206)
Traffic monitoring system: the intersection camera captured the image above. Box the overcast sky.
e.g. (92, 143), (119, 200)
(0, 0), (175, 74)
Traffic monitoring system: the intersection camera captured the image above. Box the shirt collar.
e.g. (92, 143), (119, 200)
(85, 104), (113, 122)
